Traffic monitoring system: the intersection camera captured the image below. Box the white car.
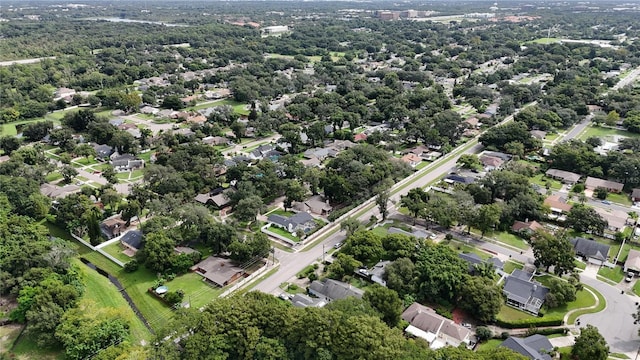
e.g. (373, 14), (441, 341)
(626, 272), (634, 283)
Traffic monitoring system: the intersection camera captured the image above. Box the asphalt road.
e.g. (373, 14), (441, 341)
(579, 275), (640, 355)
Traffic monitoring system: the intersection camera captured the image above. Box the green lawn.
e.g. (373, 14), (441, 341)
(266, 209), (296, 217)
(370, 226), (388, 237)
(503, 260), (524, 274)
(138, 151), (153, 162)
(473, 229), (529, 250)
(73, 258), (151, 343)
(606, 192), (632, 206)
(574, 260), (587, 270)
(527, 37), (561, 44)
(597, 266), (625, 283)
(9, 332), (64, 360)
(73, 156), (99, 166)
(101, 242), (135, 264)
(162, 272), (222, 310)
(186, 99), (249, 114)
(45, 171), (62, 182)
(559, 346), (572, 360)
(498, 286), (598, 324)
(610, 353), (631, 359)
(530, 174), (563, 191)
(267, 225), (301, 242)
(476, 339), (503, 351)
(545, 133), (560, 141)
(578, 125), (640, 141)
(633, 280), (640, 297)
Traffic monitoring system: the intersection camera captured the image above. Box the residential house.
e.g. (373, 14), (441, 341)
(401, 153), (422, 168)
(444, 174), (476, 185)
(194, 188), (233, 210)
(423, 151), (442, 161)
(93, 144), (114, 160)
(464, 117), (481, 129)
(109, 118), (124, 127)
(290, 293), (327, 308)
(530, 130), (547, 140)
(293, 195), (333, 216)
(300, 157), (322, 168)
(140, 106), (159, 115)
(191, 256), (244, 287)
(110, 153), (145, 172)
(545, 169), (581, 184)
(249, 144), (276, 160)
(328, 139), (356, 151)
(632, 188), (640, 203)
(594, 207), (629, 232)
(308, 279), (364, 302)
(500, 335), (553, 360)
(267, 212), (317, 234)
(479, 155), (504, 171)
(369, 260), (391, 286)
(40, 183), (80, 198)
(585, 177), (624, 193)
(54, 87), (76, 101)
(202, 136), (230, 146)
(158, 109), (177, 118)
(511, 220), (544, 234)
(458, 253), (503, 274)
(401, 302), (472, 349)
(100, 216), (127, 239)
(503, 269), (549, 315)
(303, 147), (338, 161)
(570, 237), (610, 265)
(353, 133), (368, 142)
(120, 230), (143, 256)
(543, 195), (572, 221)
(625, 249), (640, 274)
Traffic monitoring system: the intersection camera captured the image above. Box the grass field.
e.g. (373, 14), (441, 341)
(268, 225), (301, 242)
(186, 99), (249, 114)
(503, 260), (524, 274)
(606, 192), (632, 206)
(9, 332), (64, 360)
(530, 174), (563, 191)
(476, 339), (503, 351)
(44, 222), (221, 331)
(567, 284), (605, 324)
(528, 37), (561, 44)
(578, 125), (640, 141)
(472, 229), (529, 250)
(73, 258), (151, 344)
(598, 266), (625, 283)
(101, 242), (135, 264)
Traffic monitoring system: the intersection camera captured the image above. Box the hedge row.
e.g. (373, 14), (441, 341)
(495, 318), (563, 329)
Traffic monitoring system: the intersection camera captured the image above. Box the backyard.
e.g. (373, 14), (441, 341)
(578, 125), (640, 141)
(101, 241), (135, 264)
(530, 173), (563, 191)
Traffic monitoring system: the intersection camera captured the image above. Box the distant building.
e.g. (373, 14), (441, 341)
(308, 279), (364, 302)
(261, 25), (289, 35)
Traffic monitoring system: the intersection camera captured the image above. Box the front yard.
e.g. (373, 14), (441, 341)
(530, 173), (563, 191)
(597, 266), (625, 283)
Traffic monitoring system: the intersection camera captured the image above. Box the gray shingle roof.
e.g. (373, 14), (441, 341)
(121, 230), (143, 250)
(570, 237), (609, 261)
(503, 276), (549, 305)
(500, 335), (553, 360)
(308, 279), (364, 301)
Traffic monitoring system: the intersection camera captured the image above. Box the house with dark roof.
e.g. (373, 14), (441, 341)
(368, 260), (391, 286)
(585, 177), (624, 193)
(458, 253), (503, 274)
(249, 144), (276, 160)
(500, 334), (553, 360)
(267, 212), (317, 234)
(293, 195), (333, 216)
(545, 169), (581, 184)
(120, 230), (143, 255)
(444, 174), (476, 185)
(401, 302), (472, 349)
(503, 269), (549, 315)
(308, 279), (364, 302)
(110, 153), (145, 172)
(633, 188), (640, 203)
(570, 237), (610, 265)
(93, 144), (114, 160)
(191, 256), (244, 287)
(194, 188), (233, 209)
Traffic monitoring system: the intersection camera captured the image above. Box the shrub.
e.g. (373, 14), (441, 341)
(308, 273), (318, 281)
(124, 259), (139, 272)
(476, 327), (493, 342)
(495, 317), (563, 329)
(501, 332), (510, 340)
(164, 291), (184, 306)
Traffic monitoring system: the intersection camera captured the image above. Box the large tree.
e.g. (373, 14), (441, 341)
(530, 231), (575, 275)
(363, 285), (403, 327)
(341, 230), (385, 265)
(566, 204), (607, 235)
(571, 325), (609, 360)
(415, 243), (468, 303)
(457, 276), (503, 323)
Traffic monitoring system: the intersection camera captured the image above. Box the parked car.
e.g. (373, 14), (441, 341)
(626, 272), (634, 282)
(333, 242), (343, 249)
(602, 200), (612, 205)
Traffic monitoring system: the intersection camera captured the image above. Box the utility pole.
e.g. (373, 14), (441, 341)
(322, 244), (325, 263)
